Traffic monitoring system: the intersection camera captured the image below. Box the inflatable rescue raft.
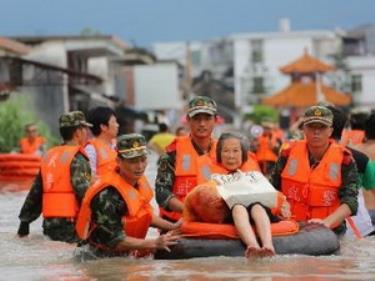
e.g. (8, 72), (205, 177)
(0, 154), (40, 191)
(155, 220), (340, 259)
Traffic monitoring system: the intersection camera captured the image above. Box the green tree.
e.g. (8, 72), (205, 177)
(0, 94), (57, 153)
(244, 105), (278, 124)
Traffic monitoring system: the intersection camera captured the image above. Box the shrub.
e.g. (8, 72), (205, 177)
(0, 93), (58, 153)
(243, 105), (278, 124)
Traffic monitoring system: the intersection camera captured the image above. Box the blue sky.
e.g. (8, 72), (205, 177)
(1, 0), (374, 47)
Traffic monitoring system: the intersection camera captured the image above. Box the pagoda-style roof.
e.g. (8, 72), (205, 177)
(262, 82), (351, 107)
(280, 50), (334, 74)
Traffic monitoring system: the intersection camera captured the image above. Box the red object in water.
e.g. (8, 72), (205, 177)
(0, 153), (40, 191)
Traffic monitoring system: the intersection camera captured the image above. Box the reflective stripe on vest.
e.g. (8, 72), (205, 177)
(41, 145), (81, 218)
(281, 140), (343, 221)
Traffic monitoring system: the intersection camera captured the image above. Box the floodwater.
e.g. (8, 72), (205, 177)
(1, 152), (375, 281)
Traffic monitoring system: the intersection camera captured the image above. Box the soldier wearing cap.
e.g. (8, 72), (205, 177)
(155, 95), (219, 222)
(270, 105), (359, 234)
(75, 134), (180, 258)
(18, 111), (92, 242)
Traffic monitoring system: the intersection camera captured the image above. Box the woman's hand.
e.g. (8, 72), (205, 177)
(280, 200), (291, 219)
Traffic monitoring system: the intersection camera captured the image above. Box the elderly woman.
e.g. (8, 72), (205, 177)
(184, 132), (288, 258)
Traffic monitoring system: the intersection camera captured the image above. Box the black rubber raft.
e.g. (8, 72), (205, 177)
(155, 223), (340, 259)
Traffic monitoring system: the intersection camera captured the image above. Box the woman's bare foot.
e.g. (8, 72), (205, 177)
(245, 246), (263, 259)
(259, 246), (275, 257)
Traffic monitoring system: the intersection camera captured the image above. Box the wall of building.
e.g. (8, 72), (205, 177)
(22, 42), (68, 135)
(133, 63), (181, 110)
(347, 56), (375, 107)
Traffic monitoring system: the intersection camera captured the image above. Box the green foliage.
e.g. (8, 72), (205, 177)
(244, 105), (278, 124)
(0, 94), (58, 153)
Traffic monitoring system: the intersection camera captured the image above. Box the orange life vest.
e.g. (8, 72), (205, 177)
(20, 136), (45, 155)
(341, 129), (365, 146)
(159, 136), (217, 221)
(41, 145), (84, 219)
(181, 220), (299, 239)
(87, 138), (117, 177)
(256, 135), (278, 162)
(281, 140), (344, 221)
(196, 152), (260, 185)
(75, 173), (153, 242)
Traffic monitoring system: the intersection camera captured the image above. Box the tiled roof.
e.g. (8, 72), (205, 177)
(0, 36), (30, 55)
(262, 82), (351, 107)
(280, 50), (334, 74)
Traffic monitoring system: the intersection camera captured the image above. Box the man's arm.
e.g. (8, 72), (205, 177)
(84, 144), (97, 179)
(17, 172), (44, 236)
(269, 154), (288, 190)
(89, 187), (127, 248)
(337, 155), (360, 216)
(70, 152), (92, 203)
(155, 152), (180, 210)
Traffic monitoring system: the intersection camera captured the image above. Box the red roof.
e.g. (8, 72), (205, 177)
(262, 82), (351, 107)
(0, 37), (30, 55)
(280, 50), (334, 74)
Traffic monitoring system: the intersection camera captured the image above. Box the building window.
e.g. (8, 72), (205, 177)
(251, 40), (263, 63)
(252, 76), (265, 93)
(191, 50), (201, 66)
(351, 74), (362, 93)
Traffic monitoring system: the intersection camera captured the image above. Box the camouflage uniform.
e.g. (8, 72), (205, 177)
(80, 134), (149, 254)
(18, 111), (92, 243)
(155, 96), (217, 209)
(270, 106), (359, 234)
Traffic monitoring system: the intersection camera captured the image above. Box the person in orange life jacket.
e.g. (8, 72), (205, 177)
(255, 121), (281, 176)
(85, 106), (119, 180)
(155, 95), (218, 222)
(341, 109), (368, 146)
(184, 132), (289, 258)
(19, 123), (46, 156)
(17, 111), (92, 242)
(326, 105), (375, 237)
(270, 106), (359, 234)
(75, 134), (181, 257)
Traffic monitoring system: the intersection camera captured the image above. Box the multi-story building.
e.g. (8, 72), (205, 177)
(153, 20), (342, 125)
(342, 24), (375, 108)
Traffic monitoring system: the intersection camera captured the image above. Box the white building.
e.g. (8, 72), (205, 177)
(8, 35), (127, 133)
(346, 56), (375, 107)
(153, 20), (375, 125)
(230, 28), (340, 110)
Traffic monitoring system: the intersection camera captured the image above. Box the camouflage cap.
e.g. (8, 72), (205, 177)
(303, 105), (333, 127)
(59, 111), (92, 128)
(187, 95), (217, 118)
(117, 133), (148, 159)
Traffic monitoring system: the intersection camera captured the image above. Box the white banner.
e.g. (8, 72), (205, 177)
(215, 171), (278, 209)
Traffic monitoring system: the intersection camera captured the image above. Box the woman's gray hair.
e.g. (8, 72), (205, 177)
(216, 132), (249, 164)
